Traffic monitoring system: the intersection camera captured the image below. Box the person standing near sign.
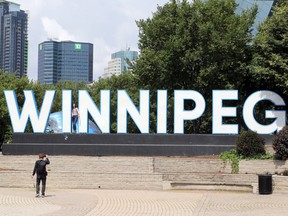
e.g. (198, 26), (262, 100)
(32, 154), (50, 198)
(72, 103), (79, 133)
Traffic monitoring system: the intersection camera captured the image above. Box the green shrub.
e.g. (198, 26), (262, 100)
(273, 126), (288, 160)
(219, 149), (239, 174)
(236, 130), (265, 157)
(3, 126), (12, 144)
(283, 170), (288, 176)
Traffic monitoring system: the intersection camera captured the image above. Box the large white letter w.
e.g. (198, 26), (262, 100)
(4, 90), (55, 133)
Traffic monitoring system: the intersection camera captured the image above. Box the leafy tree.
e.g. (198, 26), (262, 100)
(0, 71), (33, 147)
(251, 0), (288, 99)
(273, 125), (288, 160)
(249, 0), (288, 127)
(0, 71), (90, 148)
(89, 72), (139, 133)
(52, 81), (88, 113)
(133, 0), (257, 133)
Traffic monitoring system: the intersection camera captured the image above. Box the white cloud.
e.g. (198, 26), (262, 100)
(13, 0), (169, 81)
(92, 37), (114, 81)
(41, 17), (75, 41)
(115, 0), (164, 20)
(114, 22), (139, 51)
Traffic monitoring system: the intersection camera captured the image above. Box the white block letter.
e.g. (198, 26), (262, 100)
(212, 90), (238, 134)
(174, 90), (205, 133)
(157, 90), (167, 133)
(62, 90), (72, 133)
(243, 91), (286, 134)
(4, 90), (55, 133)
(117, 90), (149, 133)
(78, 90), (110, 133)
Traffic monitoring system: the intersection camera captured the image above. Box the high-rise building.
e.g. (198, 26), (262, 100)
(0, 0), (28, 77)
(236, 0), (278, 35)
(38, 40), (93, 85)
(102, 49), (138, 79)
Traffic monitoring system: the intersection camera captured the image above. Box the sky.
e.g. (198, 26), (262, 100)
(15, 0), (168, 81)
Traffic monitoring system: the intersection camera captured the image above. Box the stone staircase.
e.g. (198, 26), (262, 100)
(271, 175), (288, 193)
(1, 154), (287, 193)
(0, 155), (163, 190)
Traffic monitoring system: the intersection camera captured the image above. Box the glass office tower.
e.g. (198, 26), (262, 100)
(236, 0), (278, 35)
(111, 49), (138, 73)
(102, 49), (138, 79)
(0, 0), (28, 77)
(38, 41), (93, 85)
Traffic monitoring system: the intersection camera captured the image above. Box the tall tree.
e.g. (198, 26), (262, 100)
(135, 0), (256, 91)
(0, 71), (33, 147)
(133, 0), (257, 133)
(251, 0), (288, 99)
(89, 72), (139, 133)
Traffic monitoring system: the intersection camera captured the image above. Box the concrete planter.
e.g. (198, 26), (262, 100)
(239, 159), (288, 175)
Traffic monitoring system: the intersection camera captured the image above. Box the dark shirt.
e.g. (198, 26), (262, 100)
(32, 158), (50, 176)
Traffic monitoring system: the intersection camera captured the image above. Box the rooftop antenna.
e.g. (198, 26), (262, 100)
(126, 43), (130, 51)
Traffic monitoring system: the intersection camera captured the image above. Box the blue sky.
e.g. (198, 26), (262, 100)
(15, 0), (168, 81)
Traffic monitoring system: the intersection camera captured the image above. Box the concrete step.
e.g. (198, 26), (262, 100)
(167, 183), (253, 192)
(162, 173), (257, 184)
(1, 154), (288, 193)
(154, 158), (232, 173)
(162, 173), (257, 192)
(0, 155), (155, 174)
(0, 171), (163, 190)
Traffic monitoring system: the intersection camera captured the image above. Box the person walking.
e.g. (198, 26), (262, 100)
(32, 154), (50, 198)
(72, 103), (80, 133)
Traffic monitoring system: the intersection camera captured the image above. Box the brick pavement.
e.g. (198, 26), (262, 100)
(1, 187), (288, 216)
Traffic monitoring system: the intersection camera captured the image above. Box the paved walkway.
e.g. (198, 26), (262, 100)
(0, 188), (288, 216)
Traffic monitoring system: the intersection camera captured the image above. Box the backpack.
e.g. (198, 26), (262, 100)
(37, 160), (47, 175)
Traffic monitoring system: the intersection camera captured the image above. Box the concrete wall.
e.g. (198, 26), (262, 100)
(239, 160), (288, 174)
(1, 154), (287, 193)
(2, 133), (274, 156)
